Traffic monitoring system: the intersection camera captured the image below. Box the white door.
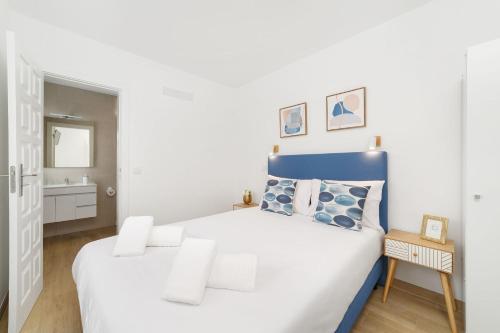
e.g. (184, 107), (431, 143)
(6, 31), (44, 333)
(465, 38), (500, 332)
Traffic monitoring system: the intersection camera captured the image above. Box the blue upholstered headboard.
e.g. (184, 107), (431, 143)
(268, 151), (388, 233)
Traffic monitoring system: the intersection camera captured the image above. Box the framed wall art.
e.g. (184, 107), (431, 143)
(326, 87), (365, 131)
(279, 102), (307, 138)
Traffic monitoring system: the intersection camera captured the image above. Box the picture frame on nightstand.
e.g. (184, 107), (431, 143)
(420, 214), (448, 244)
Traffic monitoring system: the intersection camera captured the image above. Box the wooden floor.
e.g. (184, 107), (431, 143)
(352, 281), (464, 333)
(0, 227), (464, 333)
(0, 227), (116, 333)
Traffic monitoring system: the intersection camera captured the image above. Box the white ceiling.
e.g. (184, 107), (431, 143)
(10, 0), (431, 86)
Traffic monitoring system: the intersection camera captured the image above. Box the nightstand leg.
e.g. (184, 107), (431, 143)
(447, 274), (457, 311)
(440, 272), (458, 333)
(382, 258), (398, 303)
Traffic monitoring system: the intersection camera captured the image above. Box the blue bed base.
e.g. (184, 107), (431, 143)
(268, 151), (388, 333)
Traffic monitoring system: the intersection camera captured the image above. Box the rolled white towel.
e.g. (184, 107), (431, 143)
(162, 238), (216, 305)
(147, 225), (184, 247)
(113, 216), (154, 257)
(208, 254), (258, 292)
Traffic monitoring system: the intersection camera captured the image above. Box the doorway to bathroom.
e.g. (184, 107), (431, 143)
(42, 74), (120, 237)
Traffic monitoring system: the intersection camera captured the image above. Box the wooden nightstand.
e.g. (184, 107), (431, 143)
(383, 229), (457, 333)
(232, 203), (259, 210)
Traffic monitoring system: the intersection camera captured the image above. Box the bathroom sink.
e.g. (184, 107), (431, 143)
(44, 183), (96, 189)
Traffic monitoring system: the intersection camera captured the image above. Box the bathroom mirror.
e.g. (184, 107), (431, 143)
(45, 118), (95, 168)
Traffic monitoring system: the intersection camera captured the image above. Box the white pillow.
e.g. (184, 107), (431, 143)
(113, 216), (154, 256)
(263, 176), (312, 215)
(293, 179), (313, 215)
(311, 180), (385, 231)
(147, 225), (185, 247)
(207, 253), (258, 292)
(307, 179), (322, 217)
(162, 238), (216, 305)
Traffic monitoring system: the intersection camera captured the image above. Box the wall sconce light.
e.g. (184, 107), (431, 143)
(368, 136), (382, 150)
(269, 144), (280, 156)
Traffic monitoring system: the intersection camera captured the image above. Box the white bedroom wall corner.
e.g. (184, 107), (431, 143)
(0, 0), (10, 312)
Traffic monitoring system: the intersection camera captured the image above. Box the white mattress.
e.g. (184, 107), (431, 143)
(72, 208), (383, 333)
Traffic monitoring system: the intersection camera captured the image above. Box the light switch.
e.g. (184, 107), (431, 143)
(132, 167), (143, 175)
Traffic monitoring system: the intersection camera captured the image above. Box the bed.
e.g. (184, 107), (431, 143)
(73, 151), (388, 333)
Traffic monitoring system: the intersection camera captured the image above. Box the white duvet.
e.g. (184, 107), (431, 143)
(72, 208), (383, 333)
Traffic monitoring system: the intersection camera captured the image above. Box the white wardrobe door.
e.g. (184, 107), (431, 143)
(465, 38), (500, 332)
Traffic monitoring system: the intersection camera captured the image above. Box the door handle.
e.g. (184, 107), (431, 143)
(19, 163), (38, 197)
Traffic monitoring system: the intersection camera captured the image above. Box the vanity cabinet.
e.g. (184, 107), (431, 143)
(43, 196), (56, 223)
(43, 184), (97, 224)
(56, 195), (77, 222)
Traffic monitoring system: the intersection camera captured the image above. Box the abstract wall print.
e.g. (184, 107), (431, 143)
(279, 102), (307, 138)
(326, 87), (366, 131)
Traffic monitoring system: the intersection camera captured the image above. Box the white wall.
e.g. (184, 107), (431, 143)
(7, 11), (239, 228)
(234, 0), (500, 300)
(0, 0), (10, 311)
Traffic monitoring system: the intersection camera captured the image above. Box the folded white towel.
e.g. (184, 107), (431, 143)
(113, 216), (154, 257)
(162, 238), (216, 305)
(147, 225), (184, 247)
(208, 254), (258, 292)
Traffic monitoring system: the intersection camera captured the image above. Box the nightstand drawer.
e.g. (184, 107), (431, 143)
(408, 244), (453, 273)
(385, 239), (409, 260)
(385, 239), (453, 273)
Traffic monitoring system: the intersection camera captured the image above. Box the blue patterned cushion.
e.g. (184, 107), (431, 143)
(314, 181), (371, 231)
(260, 178), (296, 216)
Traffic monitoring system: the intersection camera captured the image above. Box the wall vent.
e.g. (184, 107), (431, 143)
(162, 86), (194, 102)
